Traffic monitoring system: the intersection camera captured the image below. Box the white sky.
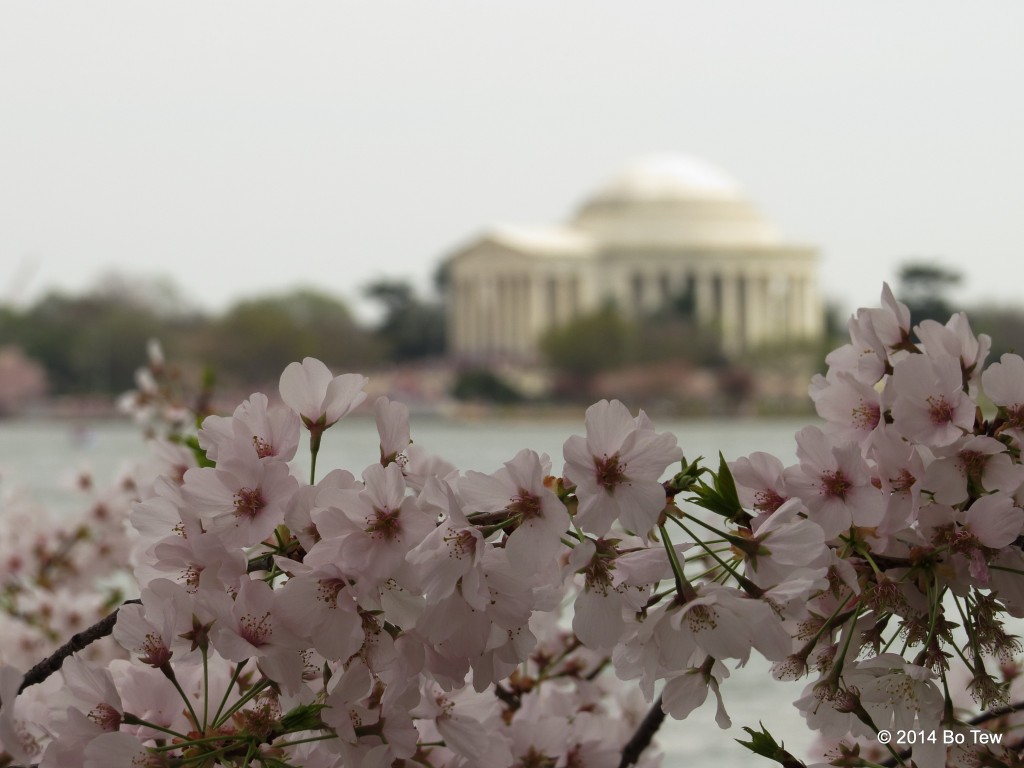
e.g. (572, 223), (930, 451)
(2, 2), (1022, 321)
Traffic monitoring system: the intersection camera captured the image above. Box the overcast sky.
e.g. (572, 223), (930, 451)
(2, 2), (1022, 321)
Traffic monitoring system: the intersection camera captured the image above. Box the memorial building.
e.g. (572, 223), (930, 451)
(445, 154), (822, 361)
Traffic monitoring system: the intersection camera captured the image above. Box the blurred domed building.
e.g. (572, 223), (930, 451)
(445, 154), (822, 360)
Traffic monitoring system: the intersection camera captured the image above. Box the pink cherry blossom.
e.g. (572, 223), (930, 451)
(982, 353), (1024, 446)
(731, 451), (790, 520)
(310, 462), (434, 586)
(809, 371), (882, 446)
(915, 312), (990, 389)
(661, 658), (731, 727)
(375, 396), (411, 466)
(563, 399), (681, 536)
(460, 449), (569, 570)
(182, 457), (298, 548)
(890, 352), (975, 447)
(784, 426), (884, 538)
(204, 579), (305, 693)
(279, 357), (367, 429)
(197, 392), (299, 466)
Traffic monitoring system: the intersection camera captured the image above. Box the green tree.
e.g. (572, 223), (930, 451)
(201, 289), (381, 388)
(365, 280), (446, 361)
(0, 290), (170, 395)
(451, 369), (523, 404)
(540, 304), (633, 380)
(897, 261), (962, 326)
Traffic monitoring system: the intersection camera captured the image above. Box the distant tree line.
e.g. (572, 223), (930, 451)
(5, 262), (1024, 406)
(896, 261), (1024, 361)
(0, 275), (445, 397)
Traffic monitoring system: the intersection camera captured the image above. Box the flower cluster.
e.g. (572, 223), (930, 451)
(0, 447), (139, 671)
(3, 286), (1024, 768)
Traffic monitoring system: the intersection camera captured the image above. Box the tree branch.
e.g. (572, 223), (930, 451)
(16, 556), (283, 695)
(17, 599), (140, 694)
(619, 694), (666, 768)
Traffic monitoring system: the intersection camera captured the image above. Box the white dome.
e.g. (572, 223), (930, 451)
(589, 153), (743, 203)
(573, 154), (777, 247)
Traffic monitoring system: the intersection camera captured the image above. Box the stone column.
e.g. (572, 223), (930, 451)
(481, 276), (496, 357)
(803, 271), (822, 339)
(695, 270), (714, 325)
(500, 276), (515, 355)
(464, 280), (479, 358)
(508, 275), (522, 355)
(529, 275), (548, 346)
(453, 278), (467, 356)
(743, 273), (760, 348)
(720, 272), (741, 356)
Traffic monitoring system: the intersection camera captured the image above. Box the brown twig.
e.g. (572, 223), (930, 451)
(17, 599), (141, 694)
(16, 553), (289, 696)
(619, 694), (666, 768)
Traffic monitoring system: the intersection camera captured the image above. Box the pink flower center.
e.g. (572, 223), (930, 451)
(1006, 404), (1024, 430)
(890, 468), (916, 495)
(447, 529), (477, 559)
(753, 488), (786, 514)
(851, 401), (880, 430)
(239, 611), (272, 646)
(88, 702), (122, 731)
(581, 538), (618, 594)
(233, 487), (266, 519)
(686, 604), (718, 632)
(820, 470), (851, 500)
(519, 748), (555, 768)
(509, 489), (543, 519)
(252, 435), (274, 458)
(958, 450), (988, 481)
(181, 564), (201, 593)
(594, 453), (627, 491)
(140, 632), (172, 667)
(948, 527), (979, 555)
(366, 507), (401, 541)
(926, 395), (954, 425)
(317, 578), (346, 607)
(583, 557), (614, 594)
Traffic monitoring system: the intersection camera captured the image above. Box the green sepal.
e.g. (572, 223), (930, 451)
(735, 722), (806, 768)
(665, 455), (707, 495)
(690, 452), (749, 525)
(278, 701), (328, 733)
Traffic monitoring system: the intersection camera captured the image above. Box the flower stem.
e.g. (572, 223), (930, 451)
(658, 523), (695, 601)
(211, 661), (247, 728)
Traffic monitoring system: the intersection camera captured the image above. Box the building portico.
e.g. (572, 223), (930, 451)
(446, 155), (822, 361)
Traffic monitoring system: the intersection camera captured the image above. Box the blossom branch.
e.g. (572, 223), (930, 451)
(618, 694), (666, 768)
(17, 550), (282, 695)
(17, 598), (141, 694)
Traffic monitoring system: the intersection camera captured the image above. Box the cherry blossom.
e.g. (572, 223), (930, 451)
(460, 449), (569, 570)
(784, 426), (884, 538)
(279, 357), (367, 430)
(890, 352), (975, 447)
(563, 399), (681, 536)
(181, 457), (298, 548)
(982, 353), (1024, 446)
